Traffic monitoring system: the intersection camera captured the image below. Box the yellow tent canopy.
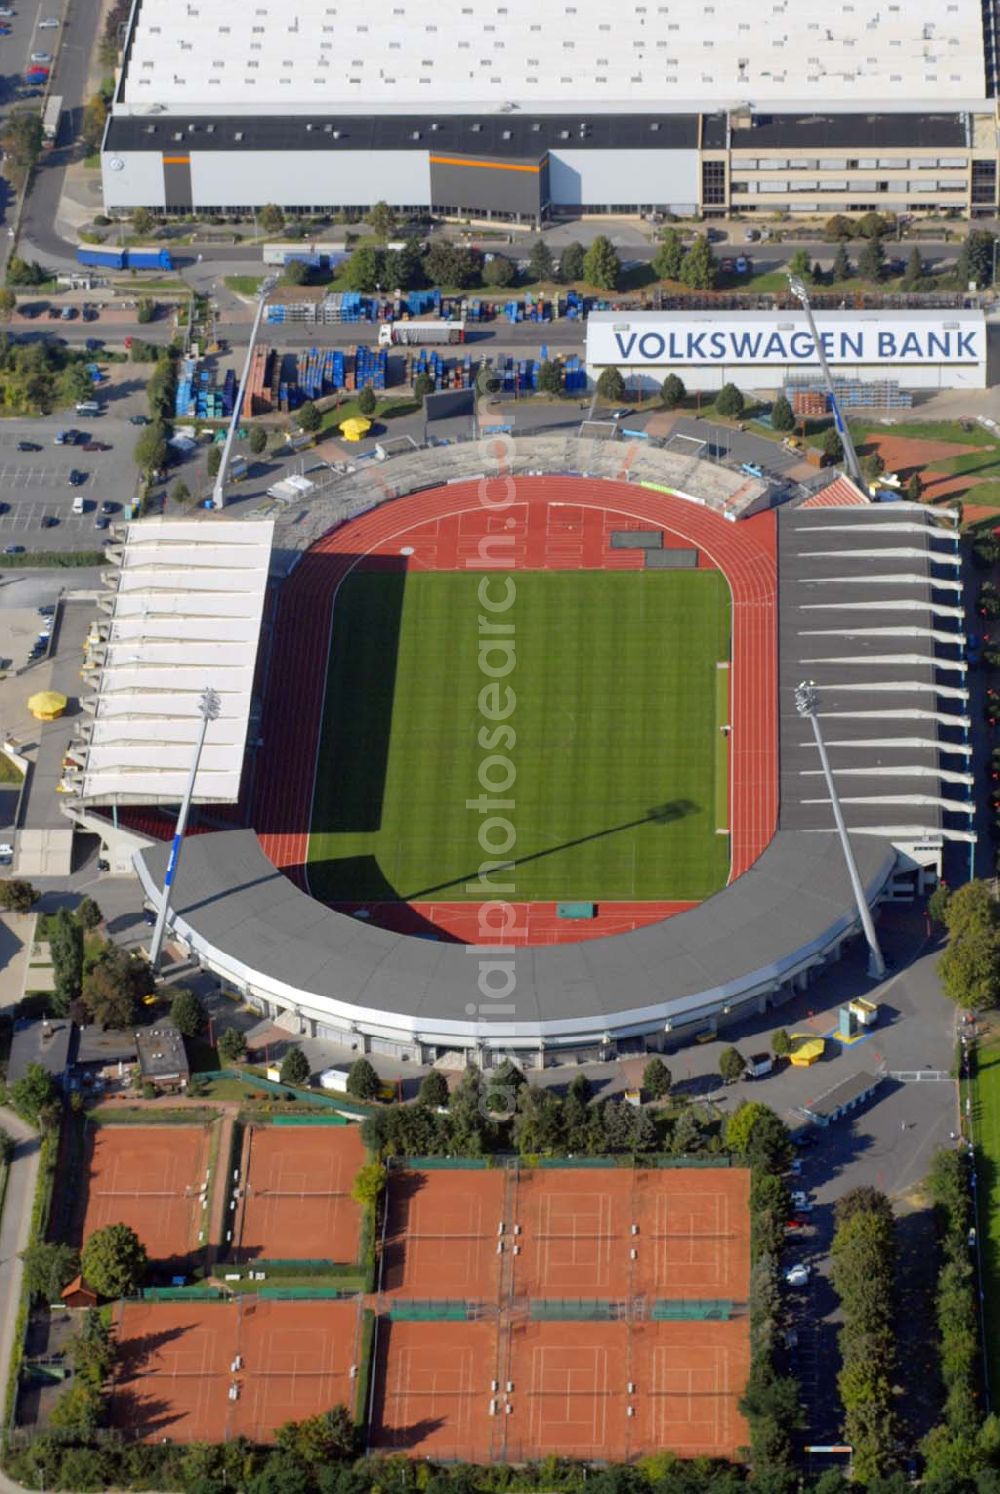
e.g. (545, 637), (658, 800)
(28, 690), (68, 721)
(339, 416), (372, 442)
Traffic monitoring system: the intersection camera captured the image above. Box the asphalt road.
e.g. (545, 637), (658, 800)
(0, 1108), (40, 1494)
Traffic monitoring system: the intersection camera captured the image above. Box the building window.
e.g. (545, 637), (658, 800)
(972, 159), (996, 207)
(702, 159), (725, 206)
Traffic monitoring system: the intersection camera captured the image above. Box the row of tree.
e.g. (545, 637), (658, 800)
(337, 235), (623, 294)
(936, 881), (1000, 1013)
(830, 1187), (897, 1481)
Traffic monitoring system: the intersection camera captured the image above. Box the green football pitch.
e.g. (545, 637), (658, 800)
(306, 568), (731, 904)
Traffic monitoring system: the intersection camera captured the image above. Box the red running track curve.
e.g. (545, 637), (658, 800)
(252, 476), (777, 947)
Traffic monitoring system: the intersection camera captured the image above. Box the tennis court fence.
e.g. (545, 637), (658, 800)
(387, 1300), (477, 1321)
(651, 1298), (734, 1320)
(529, 1299), (620, 1321)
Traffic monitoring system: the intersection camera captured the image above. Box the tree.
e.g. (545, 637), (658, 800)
(728, 1102), (792, 1172)
(345, 246), (380, 293)
(858, 235), (886, 282)
(77, 897), (102, 931)
(558, 241), (586, 283)
(719, 1046), (746, 1085)
(0, 288), (15, 321)
(259, 203), (285, 235)
(367, 201), (397, 242)
(413, 371), (435, 404)
(679, 234), (717, 290)
(902, 245), (925, 289)
(957, 230), (997, 289)
(6, 255), (46, 287)
(276, 1405), (359, 1465)
(583, 235), (621, 291)
(83, 946), (151, 1028)
(10, 1062), (57, 1125)
(279, 1046), (310, 1087)
(171, 478), (190, 505)
(944, 880), (1000, 940)
(80, 93), (107, 152)
(939, 924), (1000, 1011)
(771, 395), (795, 433)
(0, 1129), (12, 1165)
(209, 1021), (246, 1064)
(81, 1222), (147, 1299)
(422, 240), (479, 289)
(135, 297), (156, 325)
(357, 384), (377, 417)
(346, 1057), (380, 1100)
(65, 1309), (114, 1387)
(771, 1028), (793, 1058)
(822, 426), (844, 463)
(131, 206), (155, 237)
(652, 227), (685, 281)
(907, 471), (924, 502)
(825, 214), (855, 240)
(0, 111), (43, 188)
(527, 238), (554, 282)
(20, 1241), (79, 1303)
(537, 359), (564, 396)
(672, 1106), (708, 1154)
(49, 905), (83, 1014)
(596, 366), (625, 403)
(660, 372), (686, 409)
(860, 450), (885, 486)
(298, 401), (321, 434)
(419, 1069), (449, 1108)
(169, 987), (205, 1039)
(350, 1160), (386, 1207)
(488, 1058), (527, 1115)
(856, 211), (889, 239)
(483, 254), (515, 288)
(48, 1378), (103, 1438)
(715, 382), (745, 418)
(248, 424), (268, 456)
(382, 237), (424, 291)
(282, 258), (311, 287)
(642, 1057), (672, 1099)
(134, 420), (167, 474)
(0, 878), (38, 913)
(788, 248), (811, 280)
(832, 242), (852, 281)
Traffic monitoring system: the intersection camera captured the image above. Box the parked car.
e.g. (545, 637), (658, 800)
(791, 1190), (812, 1211)
(83, 441), (111, 452)
(67, 469), (85, 486)
(784, 1263), (811, 1287)
(100, 500), (117, 514)
(94, 515), (109, 530)
(744, 228), (760, 242)
(30, 50), (51, 62)
(38, 17), (60, 26)
(735, 256), (750, 274)
(41, 514), (58, 527)
(129, 414), (151, 426)
(37, 604), (55, 616)
(17, 439), (40, 451)
(3, 544), (25, 554)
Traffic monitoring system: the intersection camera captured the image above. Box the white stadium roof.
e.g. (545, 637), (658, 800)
(73, 518), (273, 806)
(121, 0), (988, 112)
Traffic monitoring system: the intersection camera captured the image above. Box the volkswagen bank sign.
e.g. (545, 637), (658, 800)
(585, 309), (987, 390)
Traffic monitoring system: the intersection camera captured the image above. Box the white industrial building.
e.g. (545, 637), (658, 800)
(586, 309), (989, 392)
(101, 0), (1000, 218)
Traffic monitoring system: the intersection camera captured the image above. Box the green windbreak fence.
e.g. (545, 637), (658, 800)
(233, 1260), (349, 1275)
(270, 1114), (349, 1126)
(388, 1300), (474, 1321)
(193, 1070), (370, 1117)
(652, 1299), (733, 1321)
(654, 1157), (733, 1169)
(530, 1300), (618, 1321)
(142, 1286), (227, 1302)
(392, 1157), (492, 1171)
(259, 1286), (352, 1300)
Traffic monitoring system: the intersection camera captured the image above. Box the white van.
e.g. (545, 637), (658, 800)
(71, 494), (85, 515)
(75, 400), (101, 416)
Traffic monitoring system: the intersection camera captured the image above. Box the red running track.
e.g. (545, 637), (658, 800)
(252, 477), (777, 947)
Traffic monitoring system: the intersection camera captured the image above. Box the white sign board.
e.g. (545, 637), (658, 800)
(586, 310), (986, 369)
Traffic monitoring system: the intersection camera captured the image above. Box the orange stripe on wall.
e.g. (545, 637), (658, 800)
(162, 155), (190, 165)
(429, 154), (541, 174)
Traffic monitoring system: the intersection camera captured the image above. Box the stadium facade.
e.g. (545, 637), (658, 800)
(102, 0), (1000, 219)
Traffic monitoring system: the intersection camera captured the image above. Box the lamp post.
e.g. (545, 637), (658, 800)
(786, 273), (866, 492)
(794, 680), (886, 980)
(212, 274), (277, 510)
(148, 687), (221, 970)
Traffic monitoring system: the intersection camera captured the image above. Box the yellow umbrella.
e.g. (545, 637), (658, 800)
(28, 690), (68, 721)
(339, 416), (372, 442)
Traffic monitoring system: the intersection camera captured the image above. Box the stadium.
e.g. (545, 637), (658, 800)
(65, 432), (970, 1066)
(100, 0), (1000, 219)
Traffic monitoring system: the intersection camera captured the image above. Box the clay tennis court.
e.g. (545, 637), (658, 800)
(369, 1319), (498, 1460)
(234, 1122), (364, 1262)
(381, 1169), (506, 1300)
(511, 1167), (750, 1301)
(80, 1124), (211, 1263)
(502, 1318), (750, 1462)
(110, 1297), (361, 1443)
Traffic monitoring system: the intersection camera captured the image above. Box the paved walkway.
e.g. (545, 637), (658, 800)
(0, 1107), (40, 1494)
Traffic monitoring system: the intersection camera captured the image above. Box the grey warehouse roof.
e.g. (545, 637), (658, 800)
(730, 112), (968, 150)
(137, 827), (895, 1042)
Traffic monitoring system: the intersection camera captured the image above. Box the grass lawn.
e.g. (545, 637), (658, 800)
(308, 568), (731, 904)
(0, 753), (23, 784)
(316, 397), (419, 436)
(970, 1036), (1000, 1390)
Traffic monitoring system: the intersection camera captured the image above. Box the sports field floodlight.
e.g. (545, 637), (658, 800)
(786, 273), (866, 492)
(794, 680), (886, 980)
(212, 274), (278, 510)
(148, 686), (222, 970)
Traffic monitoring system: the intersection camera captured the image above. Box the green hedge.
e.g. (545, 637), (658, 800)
(0, 551), (107, 569)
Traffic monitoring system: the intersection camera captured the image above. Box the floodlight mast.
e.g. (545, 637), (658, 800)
(212, 274), (278, 510)
(148, 687), (222, 970)
(794, 680), (886, 980)
(786, 274), (866, 492)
